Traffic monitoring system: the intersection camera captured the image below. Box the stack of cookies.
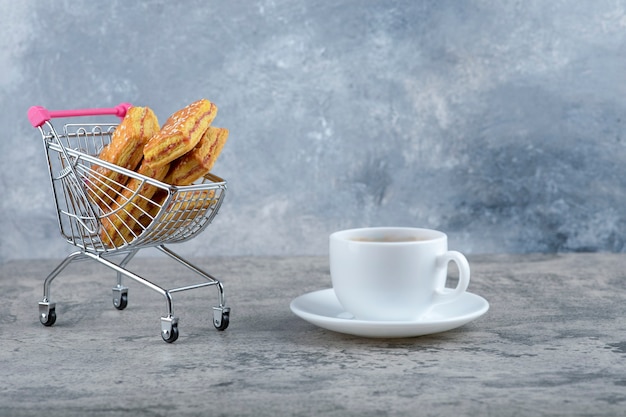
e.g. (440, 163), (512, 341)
(88, 99), (229, 248)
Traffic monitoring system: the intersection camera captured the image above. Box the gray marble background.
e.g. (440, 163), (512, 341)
(1, 0), (626, 262)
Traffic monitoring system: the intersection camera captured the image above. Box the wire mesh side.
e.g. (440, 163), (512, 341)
(43, 123), (226, 253)
(140, 180), (226, 246)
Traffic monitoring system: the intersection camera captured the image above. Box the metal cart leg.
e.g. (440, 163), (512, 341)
(79, 251), (180, 342)
(38, 251), (87, 327)
(156, 245), (230, 330)
(112, 249), (139, 310)
(37, 246), (229, 342)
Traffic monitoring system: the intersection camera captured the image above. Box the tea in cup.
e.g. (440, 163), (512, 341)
(329, 227), (470, 321)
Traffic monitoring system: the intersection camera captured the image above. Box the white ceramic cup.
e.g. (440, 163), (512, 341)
(329, 227), (470, 321)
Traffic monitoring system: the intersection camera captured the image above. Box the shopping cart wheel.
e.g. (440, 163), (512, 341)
(213, 307), (230, 331)
(162, 324), (179, 343)
(112, 287), (128, 310)
(39, 301), (57, 327)
(161, 316), (179, 343)
(40, 309), (56, 326)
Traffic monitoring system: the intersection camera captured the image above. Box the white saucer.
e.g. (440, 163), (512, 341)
(290, 289), (489, 338)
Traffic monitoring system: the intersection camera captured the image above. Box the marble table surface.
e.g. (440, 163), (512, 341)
(0, 252), (625, 416)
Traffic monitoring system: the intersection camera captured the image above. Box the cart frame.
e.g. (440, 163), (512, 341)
(28, 103), (230, 343)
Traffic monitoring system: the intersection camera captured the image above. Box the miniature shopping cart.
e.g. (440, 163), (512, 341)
(27, 103), (230, 343)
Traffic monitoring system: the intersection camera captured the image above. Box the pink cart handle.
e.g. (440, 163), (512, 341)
(28, 103), (132, 128)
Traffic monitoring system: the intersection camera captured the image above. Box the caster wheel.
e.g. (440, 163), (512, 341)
(214, 310), (230, 331)
(40, 308), (56, 327)
(162, 323), (179, 343)
(113, 293), (128, 310)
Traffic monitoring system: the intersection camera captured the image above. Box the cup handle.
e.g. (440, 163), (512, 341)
(434, 251), (470, 301)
